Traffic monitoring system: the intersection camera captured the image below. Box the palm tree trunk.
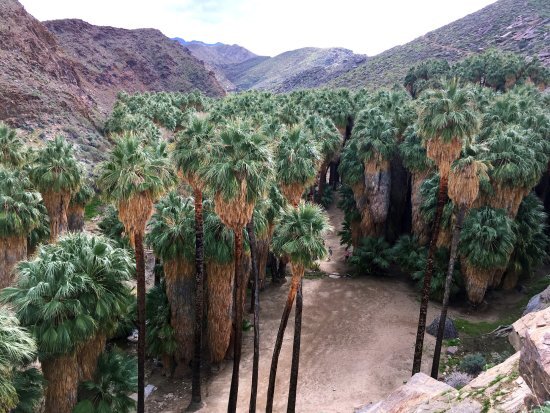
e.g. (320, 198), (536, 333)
(67, 205), (85, 231)
(266, 268), (301, 413)
(412, 175), (448, 375)
(430, 205), (465, 378)
(42, 353), (79, 413)
(191, 188), (205, 407)
(287, 278), (303, 413)
(247, 219), (260, 412)
(135, 231), (146, 413)
(42, 191), (70, 243)
(316, 164), (328, 203)
(0, 235), (27, 289)
(77, 332), (107, 381)
(228, 229), (244, 413)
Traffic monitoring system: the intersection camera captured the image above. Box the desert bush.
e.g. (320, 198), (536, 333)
(444, 371), (472, 389)
(459, 353), (486, 375)
(349, 237), (391, 275)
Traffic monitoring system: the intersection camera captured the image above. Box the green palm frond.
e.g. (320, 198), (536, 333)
(70, 182), (94, 208)
(203, 203), (235, 264)
(29, 136), (81, 194)
(399, 125), (434, 173)
(353, 106), (397, 163)
(11, 368), (44, 413)
(276, 126), (320, 187)
(146, 283), (176, 358)
(0, 123), (25, 168)
(97, 133), (176, 202)
(147, 192), (195, 262)
(271, 202), (331, 266)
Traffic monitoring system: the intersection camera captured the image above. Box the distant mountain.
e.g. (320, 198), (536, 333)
(330, 0), (549, 89)
(0, 0), (224, 163)
(227, 47), (367, 92)
(173, 38), (262, 91)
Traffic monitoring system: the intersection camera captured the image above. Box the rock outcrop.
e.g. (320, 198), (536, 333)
(358, 307), (550, 412)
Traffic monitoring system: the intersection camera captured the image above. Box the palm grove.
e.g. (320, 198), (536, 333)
(0, 48), (548, 412)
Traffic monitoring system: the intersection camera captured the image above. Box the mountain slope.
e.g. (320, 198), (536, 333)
(0, 0), (224, 163)
(330, 0), (549, 89)
(45, 19), (225, 113)
(230, 47), (367, 92)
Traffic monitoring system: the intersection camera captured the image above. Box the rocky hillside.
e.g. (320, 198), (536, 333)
(0, 0), (224, 162)
(229, 47), (367, 92)
(331, 0), (549, 89)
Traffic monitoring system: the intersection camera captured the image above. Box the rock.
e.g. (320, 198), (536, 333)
(519, 327), (550, 401)
(523, 285), (550, 315)
(427, 315), (459, 339)
(130, 384), (157, 401)
(127, 329), (139, 343)
(510, 307), (550, 351)
(447, 346), (459, 355)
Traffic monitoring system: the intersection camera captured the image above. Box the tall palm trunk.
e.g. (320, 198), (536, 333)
(42, 191), (70, 243)
(430, 205), (465, 378)
(266, 267), (301, 413)
(228, 229), (244, 413)
(288, 277), (303, 413)
(316, 162), (329, 203)
(135, 231), (146, 413)
(411, 171), (431, 245)
(247, 219), (260, 412)
(164, 259), (194, 377)
(42, 353), (79, 413)
(0, 235), (26, 289)
(412, 175), (448, 374)
(191, 188), (205, 407)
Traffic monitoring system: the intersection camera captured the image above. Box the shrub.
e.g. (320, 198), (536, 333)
(459, 353), (486, 375)
(390, 234), (426, 273)
(349, 237), (391, 275)
(444, 371), (472, 389)
(319, 186), (334, 209)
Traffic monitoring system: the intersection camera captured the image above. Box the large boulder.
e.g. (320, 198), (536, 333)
(519, 327), (550, 402)
(510, 307), (550, 351)
(426, 315), (459, 339)
(523, 285), (550, 316)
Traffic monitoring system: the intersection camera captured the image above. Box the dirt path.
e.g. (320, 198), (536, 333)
(146, 198), (523, 412)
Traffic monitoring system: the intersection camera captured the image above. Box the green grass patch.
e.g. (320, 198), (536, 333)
(304, 270), (327, 280)
(84, 196), (103, 220)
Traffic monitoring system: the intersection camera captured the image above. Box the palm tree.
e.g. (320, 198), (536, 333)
(74, 349), (137, 413)
(431, 156), (487, 377)
(0, 123), (25, 168)
(204, 121), (272, 412)
(97, 134), (175, 413)
(203, 204), (235, 365)
(459, 206), (516, 304)
(0, 169), (42, 288)
(266, 202), (330, 413)
(173, 115), (215, 406)
(1, 233), (134, 413)
(67, 182), (94, 232)
(0, 307), (37, 412)
(29, 136), (81, 243)
(276, 126), (320, 207)
(412, 79), (479, 374)
(353, 106), (397, 236)
(400, 125), (435, 245)
(147, 193), (195, 378)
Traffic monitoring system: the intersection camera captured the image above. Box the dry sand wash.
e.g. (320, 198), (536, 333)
(147, 200), (508, 412)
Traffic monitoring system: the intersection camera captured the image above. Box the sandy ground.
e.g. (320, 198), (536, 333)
(144, 198), (524, 413)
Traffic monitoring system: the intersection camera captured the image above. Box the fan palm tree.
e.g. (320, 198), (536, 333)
(431, 156), (487, 378)
(1, 233), (134, 413)
(400, 125), (435, 244)
(276, 126), (320, 207)
(97, 134), (176, 413)
(29, 136), (81, 242)
(173, 115), (215, 405)
(0, 123), (25, 168)
(266, 202), (330, 413)
(0, 307), (37, 412)
(353, 106), (397, 236)
(147, 193), (195, 378)
(67, 182), (94, 232)
(459, 206), (516, 304)
(0, 169), (42, 288)
(412, 79), (480, 374)
(11, 367), (44, 413)
(204, 121), (272, 412)
(74, 349), (137, 413)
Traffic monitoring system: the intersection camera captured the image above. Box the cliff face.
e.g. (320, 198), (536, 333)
(0, 1), (224, 162)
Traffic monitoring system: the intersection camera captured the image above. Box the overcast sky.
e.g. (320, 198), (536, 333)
(20, 0), (497, 57)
